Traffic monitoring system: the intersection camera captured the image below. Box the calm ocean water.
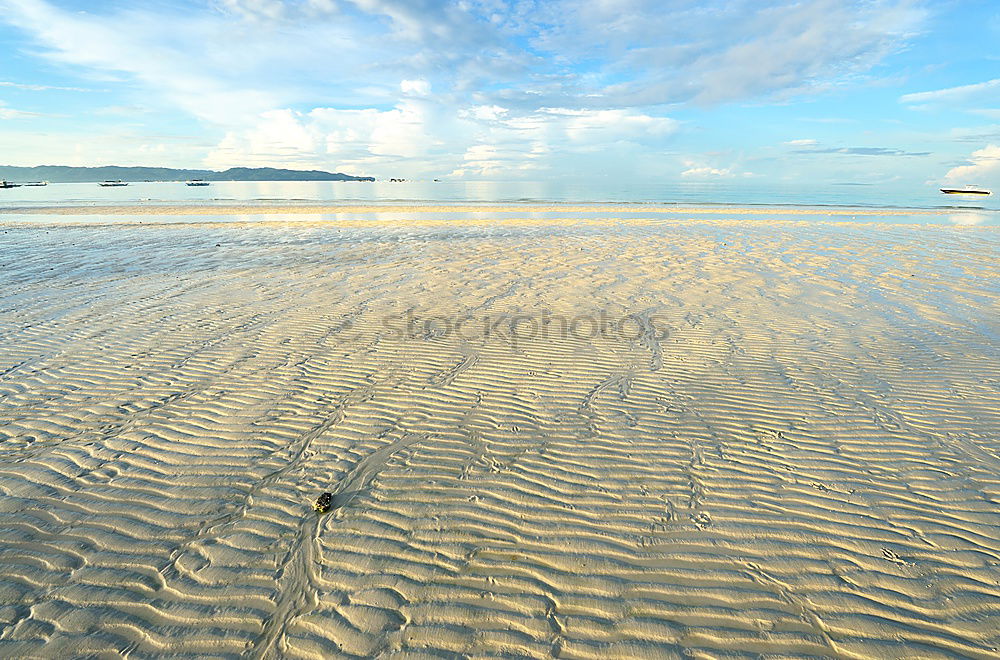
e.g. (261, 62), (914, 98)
(2, 180), (998, 224)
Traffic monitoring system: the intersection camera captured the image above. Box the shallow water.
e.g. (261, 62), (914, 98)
(2, 179), (999, 216)
(3, 208), (998, 227)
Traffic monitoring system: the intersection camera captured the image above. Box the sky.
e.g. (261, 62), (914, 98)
(0, 0), (998, 186)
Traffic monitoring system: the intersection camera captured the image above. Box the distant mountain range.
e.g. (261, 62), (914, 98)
(0, 165), (375, 183)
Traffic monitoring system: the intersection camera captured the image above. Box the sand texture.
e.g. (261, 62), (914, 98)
(1, 216), (999, 658)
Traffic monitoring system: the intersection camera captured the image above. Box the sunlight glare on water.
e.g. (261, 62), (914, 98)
(0, 179), (997, 209)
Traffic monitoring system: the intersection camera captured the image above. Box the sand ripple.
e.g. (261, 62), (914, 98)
(1, 217), (998, 658)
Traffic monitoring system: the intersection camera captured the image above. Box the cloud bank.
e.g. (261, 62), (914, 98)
(0, 0), (930, 176)
(945, 144), (1000, 183)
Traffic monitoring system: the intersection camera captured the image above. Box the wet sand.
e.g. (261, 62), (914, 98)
(1, 213), (998, 657)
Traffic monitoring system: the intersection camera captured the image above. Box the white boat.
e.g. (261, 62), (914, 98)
(185, 180), (210, 187)
(940, 185), (991, 195)
(22, 181), (48, 187)
(99, 180), (128, 187)
(0, 180), (20, 189)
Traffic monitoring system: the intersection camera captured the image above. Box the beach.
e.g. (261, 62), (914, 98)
(1, 210), (999, 658)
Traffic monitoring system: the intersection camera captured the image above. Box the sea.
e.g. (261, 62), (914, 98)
(2, 180), (998, 225)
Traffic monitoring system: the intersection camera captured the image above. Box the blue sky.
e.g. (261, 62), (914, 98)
(1, 0), (998, 185)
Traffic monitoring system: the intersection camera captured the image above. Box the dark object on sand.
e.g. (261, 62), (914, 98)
(314, 492), (333, 513)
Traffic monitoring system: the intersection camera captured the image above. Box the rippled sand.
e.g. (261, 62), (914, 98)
(1, 215), (998, 658)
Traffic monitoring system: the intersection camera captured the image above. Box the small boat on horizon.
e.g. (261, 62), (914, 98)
(0, 180), (20, 189)
(940, 185), (991, 195)
(185, 180), (210, 186)
(99, 180), (128, 187)
(22, 181), (48, 187)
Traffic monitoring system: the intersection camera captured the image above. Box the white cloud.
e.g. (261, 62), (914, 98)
(0, 0), (420, 127)
(94, 105), (153, 117)
(451, 107), (678, 176)
(0, 80), (96, 92)
(678, 153), (757, 179)
(462, 105), (509, 121)
(681, 165), (732, 178)
(0, 0), (931, 174)
(217, 0), (296, 21)
(453, 143), (543, 178)
(206, 94), (463, 174)
(545, 108), (678, 142)
(400, 79), (431, 96)
(683, 0), (924, 105)
(0, 101), (45, 118)
(0, 129), (209, 167)
(785, 138), (818, 146)
(901, 78), (1000, 106)
(944, 144), (1000, 183)
(1, 0), (286, 124)
(513, 0), (927, 107)
(0, 109), (36, 119)
(207, 102), (679, 178)
(1, 0), (929, 124)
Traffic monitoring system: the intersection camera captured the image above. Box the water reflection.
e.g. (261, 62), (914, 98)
(2, 179), (1000, 212)
(5, 208), (999, 226)
(948, 212), (989, 226)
